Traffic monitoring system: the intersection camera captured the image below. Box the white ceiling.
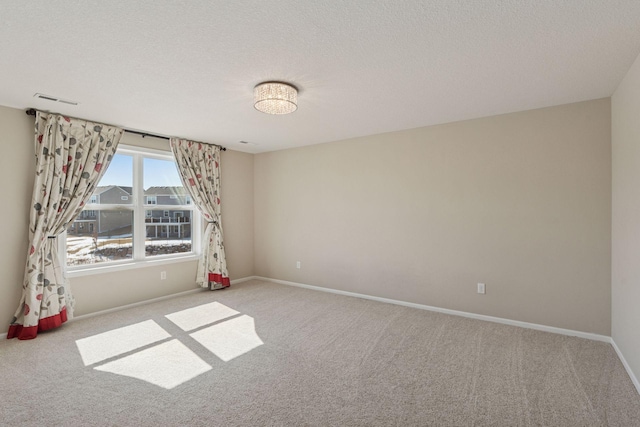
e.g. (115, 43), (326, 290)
(1, 1), (640, 153)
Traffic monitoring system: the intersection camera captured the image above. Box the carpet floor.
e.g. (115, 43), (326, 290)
(1, 279), (639, 426)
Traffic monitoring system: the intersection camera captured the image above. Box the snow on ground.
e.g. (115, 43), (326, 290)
(67, 236), (191, 265)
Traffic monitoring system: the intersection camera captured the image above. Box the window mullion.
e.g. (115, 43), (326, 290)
(193, 207), (201, 255)
(133, 153), (145, 261)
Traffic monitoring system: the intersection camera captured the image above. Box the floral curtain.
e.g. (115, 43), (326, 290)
(170, 138), (229, 290)
(8, 112), (123, 340)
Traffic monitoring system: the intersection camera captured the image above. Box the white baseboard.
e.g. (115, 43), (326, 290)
(1, 276), (258, 338)
(71, 276), (255, 322)
(229, 276), (257, 285)
(254, 276), (612, 343)
(5, 274), (638, 397)
(259, 273), (640, 395)
(611, 339), (640, 395)
(71, 288), (204, 322)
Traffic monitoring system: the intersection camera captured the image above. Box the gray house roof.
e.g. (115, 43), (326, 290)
(94, 185), (133, 195)
(91, 185), (190, 201)
(144, 186), (189, 196)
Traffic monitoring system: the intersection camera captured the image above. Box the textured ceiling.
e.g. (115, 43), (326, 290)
(1, 1), (640, 153)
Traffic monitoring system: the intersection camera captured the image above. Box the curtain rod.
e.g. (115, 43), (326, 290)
(25, 108), (226, 151)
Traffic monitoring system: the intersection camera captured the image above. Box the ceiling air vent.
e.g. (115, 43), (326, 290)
(238, 140), (257, 145)
(34, 93), (79, 106)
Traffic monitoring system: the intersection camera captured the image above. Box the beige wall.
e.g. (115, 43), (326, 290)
(0, 106), (254, 328)
(0, 98), (613, 336)
(612, 52), (640, 381)
(254, 99), (612, 335)
(219, 148), (255, 281)
(0, 106), (34, 333)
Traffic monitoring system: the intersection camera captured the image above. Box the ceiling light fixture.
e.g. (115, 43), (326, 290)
(253, 82), (298, 115)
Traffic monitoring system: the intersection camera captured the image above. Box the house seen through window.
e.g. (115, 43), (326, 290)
(66, 145), (199, 267)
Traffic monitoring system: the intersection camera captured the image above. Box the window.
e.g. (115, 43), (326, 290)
(66, 145), (199, 269)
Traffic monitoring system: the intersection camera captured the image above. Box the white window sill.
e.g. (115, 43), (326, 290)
(67, 254), (200, 278)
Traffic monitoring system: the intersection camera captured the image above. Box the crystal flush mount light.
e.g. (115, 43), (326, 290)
(253, 81), (298, 115)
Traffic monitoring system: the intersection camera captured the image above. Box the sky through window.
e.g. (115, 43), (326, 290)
(99, 154), (183, 188)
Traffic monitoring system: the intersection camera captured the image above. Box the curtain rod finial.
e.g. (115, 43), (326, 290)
(26, 108), (37, 116)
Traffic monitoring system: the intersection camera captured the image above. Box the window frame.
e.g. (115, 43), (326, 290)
(66, 144), (201, 277)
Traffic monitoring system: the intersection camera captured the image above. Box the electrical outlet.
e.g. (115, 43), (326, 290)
(477, 283), (485, 294)
(296, 261), (301, 269)
(161, 271), (167, 280)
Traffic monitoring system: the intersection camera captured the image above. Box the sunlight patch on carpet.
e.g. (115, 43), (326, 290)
(76, 320), (170, 366)
(94, 339), (212, 390)
(75, 302), (264, 389)
(165, 301), (239, 331)
(190, 315), (264, 362)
